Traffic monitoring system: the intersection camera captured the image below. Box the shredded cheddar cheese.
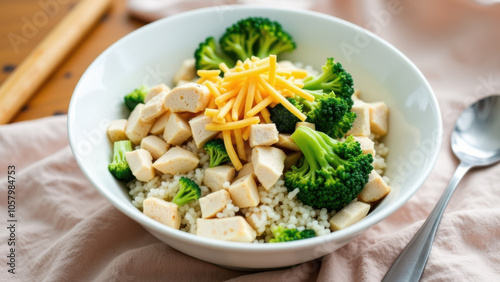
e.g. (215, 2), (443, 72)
(199, 55), (312, 169)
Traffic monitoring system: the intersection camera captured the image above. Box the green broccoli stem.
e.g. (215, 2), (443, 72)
(113, 140), (133, 163)
(303, 68), (336, 90)
(257, 36), (278, 58)
(225, 41), (250, 61)
(291, 127), (347, 170)
(296, 90), (323, 112)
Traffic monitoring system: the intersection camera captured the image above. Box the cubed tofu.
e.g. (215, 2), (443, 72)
(275, 134), (300, 151)
(125, 104), (154, 144)
(234, 162), (255, 181)
(284, 151), (303, 172)
(189, 115), (220, 148)
(203, 165), (236, 192)
(346, 100), (370, 136)
(165, 83), (210, 113)
(358, 171), (391, 203)
(296, 122), (315, 130)
(153, 146), (199, 175)
(251, 147), (286, 190)
(249, 124), (279, 147)
(173, 58), (196, 85)
(228, 174), (260, 208)
(149, 111), (171, 135)
(353, 136), (376, 156)
(107, 119), (128, 142)
(329, 201), (370, 231)
(140, 135), (170, 160)
(141, 91), (168, 122)
(199, 189), (231, 219)
(246, 211), (266, 235)
(369, 102), (389, 136)
(144, 84), (170, 103)
(142, 197), (180, 229)
(125, 149), (155, 182)
(163, 113), (192, 146)
(197, 216), (256, 243)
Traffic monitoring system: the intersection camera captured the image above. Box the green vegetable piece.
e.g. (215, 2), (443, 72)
(124, 85), (149, 111)
(203, 139), (230, 168)
(269, 226), (316, 243)
(303, 58), (355, 107)
(108, 140), (135, 182)
(284, 126), (373, 211)
(172, 177), (202, 207)
(194, 36), (236, 71)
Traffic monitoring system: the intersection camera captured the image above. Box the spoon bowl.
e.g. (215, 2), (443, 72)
(384, 94), (500, 281)
(452, 95), (500, 166)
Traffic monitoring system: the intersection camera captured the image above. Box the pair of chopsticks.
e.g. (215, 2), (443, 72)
(0, 0), (111, 124)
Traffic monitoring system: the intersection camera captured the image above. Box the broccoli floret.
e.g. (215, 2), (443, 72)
(172, 177), (201, 206)
(219, 17), (296, 61)
(194, 36), (235, 70)
(269, 226), (316, 243)
(296, 90), (356, 139)
(124, 85), (149, 111)
(303, 58), (354, 107)
(284, 126), (373, 211)
(269, 98), (303, 133)
(108, 140), (135, 182)
(203, 139), (230, 167)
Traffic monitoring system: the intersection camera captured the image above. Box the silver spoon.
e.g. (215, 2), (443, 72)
(383, 95), (500, 281)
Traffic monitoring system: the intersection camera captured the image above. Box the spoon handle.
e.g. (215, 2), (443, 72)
(382, 162), (471, 282)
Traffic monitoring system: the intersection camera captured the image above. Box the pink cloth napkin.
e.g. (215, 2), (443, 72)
(2, 0), (500, 280)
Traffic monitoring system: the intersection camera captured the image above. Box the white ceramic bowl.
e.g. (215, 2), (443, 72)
(68, 6), (442, 269)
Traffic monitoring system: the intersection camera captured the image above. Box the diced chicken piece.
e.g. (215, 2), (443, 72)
(107, 119), (128, 142)
(234, 162), (255, 181)
(197, 216), (256, 243)
(173, 58), (196, 86)
(369, 102), (389, 136)
(245, 211), (266, 235)
(329, 201), (370, 231)
(199, 189), (231, 219)
(353, 136), (376, 156)
(149, 111), (171, 135)
(275, 134), (300, 151)
(189, 115), (219, 148)
(125, 149), (155, 182)
(163, 113), (192, 146)
(125, 104), (154, 144)
(284, 151), (303, 172)
(144, 84), (170, 103)
(346, 100), (370, 137)
(251, 146), (286, 190)
(249, 124), (279, 147)
(203, 165), (236, 192)
(153, 146), (199, 175)
(165, 83), (211, 113)
(142, 197), (180, 229)
(295, 122), (315, 130)
(141, 91), (168, 122)
(228, 174), (260, 208)
(358, 171), (391, 203)
(140, 135), (170, 160)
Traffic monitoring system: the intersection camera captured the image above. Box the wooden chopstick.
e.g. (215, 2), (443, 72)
(0, 0), (112, 124)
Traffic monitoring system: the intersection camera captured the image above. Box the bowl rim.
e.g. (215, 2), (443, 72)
(68, 5), (443, 251)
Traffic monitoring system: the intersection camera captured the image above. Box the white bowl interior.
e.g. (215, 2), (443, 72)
(68, 6), (442, 269)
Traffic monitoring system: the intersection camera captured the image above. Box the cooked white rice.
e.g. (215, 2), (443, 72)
(128, 136), (389, 243)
